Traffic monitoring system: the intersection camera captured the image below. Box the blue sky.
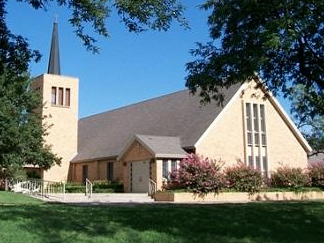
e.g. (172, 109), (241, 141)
(6, 1), (290, 119)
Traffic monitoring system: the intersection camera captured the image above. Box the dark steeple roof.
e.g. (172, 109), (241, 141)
(47, 20), (61, 75)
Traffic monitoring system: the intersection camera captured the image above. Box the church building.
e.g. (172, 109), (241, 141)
(31, 21), (312, 193)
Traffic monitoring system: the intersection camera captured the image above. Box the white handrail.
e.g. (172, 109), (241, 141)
(5, 177), (65, 200)
(85, 178), (92, 199)
(148, 179), (157, 196)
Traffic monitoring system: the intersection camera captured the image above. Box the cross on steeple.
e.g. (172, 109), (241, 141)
(47, 17), (61, 75)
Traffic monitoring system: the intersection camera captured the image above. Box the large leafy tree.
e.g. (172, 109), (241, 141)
(0, 0), (186, 175)
(291, 84), (324, 155)
(0, 70), (61, 176)
(0, 1), (59, 175)
(186, 0), (324, 119)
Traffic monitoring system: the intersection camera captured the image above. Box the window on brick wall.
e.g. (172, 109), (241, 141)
(65, 88), (71, 106)
(107, 162), (114, 181)
(162, 160), (168, 179)
(51, 86), (71, 107)
(51, 87), (57, 105)
(245, 103), (268, 175)
(58, 87), (64, 105)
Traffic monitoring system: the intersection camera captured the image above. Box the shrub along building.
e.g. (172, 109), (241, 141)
(31, 21), (312, 193)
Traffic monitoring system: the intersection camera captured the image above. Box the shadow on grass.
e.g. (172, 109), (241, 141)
(1, 201), (324, 243)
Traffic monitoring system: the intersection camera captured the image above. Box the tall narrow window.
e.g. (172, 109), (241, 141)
(253, 104), (260, 146)
(162, 160), (168, 179)
(51, 87), (57, 105)
(58, 87), (64, 105)
(255, 156), (260, 170)
(245, 103), (252, 145)
(65, 88), (71, 106)
(260, 104), (266, 146)
(248, 156), (253, 167)
(107, 162), (114, 181)
(245, 103), (268, 175)
(263, 156), (268, 175)
(171, 160), (177, 172)
(82, 165), (88, 183)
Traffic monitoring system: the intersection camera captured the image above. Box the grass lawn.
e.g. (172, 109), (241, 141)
(1, 192), (324, 243)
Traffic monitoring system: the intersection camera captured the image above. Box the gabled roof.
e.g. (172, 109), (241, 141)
(119, 134), (187, 159)
(72, 84), (242, 162)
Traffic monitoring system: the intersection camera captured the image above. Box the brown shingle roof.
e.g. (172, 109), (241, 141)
(129, 134), (187, 158)
(72, 84), (241, 162)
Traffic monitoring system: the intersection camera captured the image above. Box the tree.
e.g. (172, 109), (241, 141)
(0, 0), (187, 175)
(18, 0), (187, 53)
(0, 69), (61, 177)
(186, 0), (324, 118)
(291, 85), (324, 155)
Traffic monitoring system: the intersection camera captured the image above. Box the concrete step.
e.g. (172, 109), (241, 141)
(42, 193), (155, 204)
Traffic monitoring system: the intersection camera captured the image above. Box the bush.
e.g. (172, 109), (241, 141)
(93, 180), (124, 193)
(65, 180), (124, 193)
(308, 163), (324, 188)
(224, 162), (263, 193)
(170, 154), (225, 194)
(65, 182), (85, 193)
(270, 166), (309, 188)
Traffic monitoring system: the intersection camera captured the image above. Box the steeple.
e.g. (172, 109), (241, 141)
(47, 18), (61, 75)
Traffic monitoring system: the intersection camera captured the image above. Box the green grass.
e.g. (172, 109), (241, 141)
(1, 192), (324, 243)
(0, 191), (43, 205)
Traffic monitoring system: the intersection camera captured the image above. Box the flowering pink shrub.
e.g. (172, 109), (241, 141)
(270, 166), (309, 188)
(224, 162), (263, 193)
(170, 154), (225, 194)
(308, 163), (324, 188)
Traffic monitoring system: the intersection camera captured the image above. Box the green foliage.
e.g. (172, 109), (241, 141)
(64, 182), (85, 193)
(64, 180), (124, 193)
(92, 180), (124, 193)
(26, 170), (41, 179)
(308, 162), (324, 188)
(0, 191), (43, 205)
(290, 85), (324, 154)
(224, 162), (263, 193)
(186, 0), (324, 119)
(270, 165), (309, 188)
(1, 199), (324, 242)
(16, 0), (187, 53)
(0, 70), (61, 174)
(0, 2), (60, 174)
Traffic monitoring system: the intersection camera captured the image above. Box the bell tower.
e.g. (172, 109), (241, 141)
(32, 20), (79, 182)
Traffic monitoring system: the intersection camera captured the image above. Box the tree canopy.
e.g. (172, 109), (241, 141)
(19, 0), (187, 53)
(186, 0), (324, 119)
(0, 69), (61, 176)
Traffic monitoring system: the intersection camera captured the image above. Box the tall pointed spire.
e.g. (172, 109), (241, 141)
(48, 18), (61, 75)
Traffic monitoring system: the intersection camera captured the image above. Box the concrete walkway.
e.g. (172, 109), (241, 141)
(34, 193), (156, 205)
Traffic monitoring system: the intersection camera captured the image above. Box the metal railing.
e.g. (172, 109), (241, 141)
(85, 178), (92, 199)
(5, 177), (65, 200)
(148, 179), (157, 196)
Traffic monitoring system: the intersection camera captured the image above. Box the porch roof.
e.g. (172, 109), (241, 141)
(124, 134), (187, 159)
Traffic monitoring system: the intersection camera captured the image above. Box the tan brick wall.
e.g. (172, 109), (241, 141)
(33, 74), (79, 182)
(195, 80), (308, 172)
(266, 100), (308, 170)
(155, 159), (163, 191)
(71, 159), (122, 183)
(195, 86), (245, 168)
